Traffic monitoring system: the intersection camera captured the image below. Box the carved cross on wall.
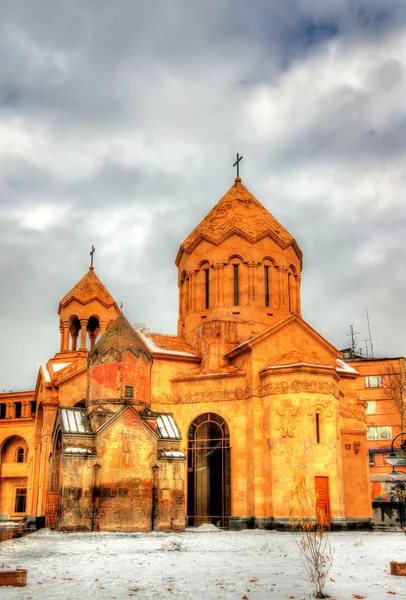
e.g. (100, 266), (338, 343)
(90, 244), (96, 267)
(233, 153), (243, 178)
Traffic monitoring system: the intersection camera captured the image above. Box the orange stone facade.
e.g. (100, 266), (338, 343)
(345, 355), (406, 503)
(0, 177), (372, 530)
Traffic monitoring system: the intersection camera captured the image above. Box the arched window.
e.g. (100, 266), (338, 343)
(315, 410), (322, 444)
(233, 264), (239, 305)
(205, 268), (210, 309)
(187, 413), (231, 527)
(197, 262), (210, 311)
(264, 265), (270, 307)
(180, 271), (187, 316)
(15, 447), (26, 463)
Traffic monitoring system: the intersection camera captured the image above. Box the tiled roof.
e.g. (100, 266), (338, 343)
(139, 332), (200, 358)
(58, 268), (119, 312)
(177, 178), (299, 263)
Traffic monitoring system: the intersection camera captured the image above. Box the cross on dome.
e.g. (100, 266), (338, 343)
(90, 244), (96, 269)
(233, 153), (243, 179)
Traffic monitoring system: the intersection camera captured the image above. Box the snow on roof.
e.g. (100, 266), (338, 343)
(156, 414), (181, 439)
(41, 365), (51, 382)
(53, 362), (72, 373)
(138, 332), (199, 358)
(262, 362), (335, 371)
(336, 359), (359, 375)
(159, 450), (185, 459)
(64, 446), (94, 454)
(60, 407), (92, 434)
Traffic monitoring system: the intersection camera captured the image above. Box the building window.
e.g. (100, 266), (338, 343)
(367, 425), (392, 440)
(365, 375), (383, 388)
(31, 401), (37, 415)
(14, 488), (27, 513)
(264, 266), (270, 307)
(0, 404), (5, 419)
(315, 413), (321, 444)
(233, 264), (239, 306)
(15, 448), (26, 463)
(205, 269), (210, 309)
(124, 386), (134, 399)
(14, 402), (22, 418)
(368, 451), (375, 466)
(366, 400), (377, 415)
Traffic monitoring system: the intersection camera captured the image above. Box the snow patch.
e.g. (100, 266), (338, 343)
(161, 538), (182, 551)
(195, 523), (221, 532)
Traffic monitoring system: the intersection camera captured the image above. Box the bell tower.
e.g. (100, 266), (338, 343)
(57, 265), (120, 356)
(175, 176), (303, 368)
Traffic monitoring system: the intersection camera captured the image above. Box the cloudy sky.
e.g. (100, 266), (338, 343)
(1, 0), (406, 391)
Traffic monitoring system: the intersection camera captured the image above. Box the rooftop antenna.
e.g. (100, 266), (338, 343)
(347, 325), (359, 356)
(364, 339), (369, 358)
(366, 309), (374, 358)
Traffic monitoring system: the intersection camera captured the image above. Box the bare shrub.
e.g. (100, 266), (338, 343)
(289, 475), (334, 599)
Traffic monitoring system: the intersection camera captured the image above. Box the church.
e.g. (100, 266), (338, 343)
(0, 173), (372, 531)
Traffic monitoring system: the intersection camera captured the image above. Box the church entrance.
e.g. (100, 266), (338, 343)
(187, 413), (231, 528)
(315, 476), (330, 527)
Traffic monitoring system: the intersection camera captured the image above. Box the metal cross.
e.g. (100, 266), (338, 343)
(120, 302), (123, 312)
(233, 153), (243, 178)
(90, 245), (96, 267)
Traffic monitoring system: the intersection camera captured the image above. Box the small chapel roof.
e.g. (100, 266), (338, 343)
(89, 314), (153, 362)
(176, 177), (302, 265)
(58, 266), (119, 313)
(59, 407), (92, 434)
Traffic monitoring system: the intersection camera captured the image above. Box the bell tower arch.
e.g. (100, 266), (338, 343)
(58, 266), (120, 355)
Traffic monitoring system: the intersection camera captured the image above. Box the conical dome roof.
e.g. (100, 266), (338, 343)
(89, 314), (152, 362)
(58, 267), (119, 313)
(176, 178), (301, 265)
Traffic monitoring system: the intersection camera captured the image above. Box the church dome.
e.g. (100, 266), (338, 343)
(89, 314), (152, 362)
(58, 267), (118, 313)
(176, 177), (301, 265)
(175, 176), (303, 359)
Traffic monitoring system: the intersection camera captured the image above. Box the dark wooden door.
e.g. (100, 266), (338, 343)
(315, 476), (330, 527)
(45, 492), (59, 528)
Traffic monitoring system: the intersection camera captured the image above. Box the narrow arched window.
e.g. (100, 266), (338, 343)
(205, 268), (210, 309)
(264, 266), (270, 307)
(16, 447), (25, 463)
(233, 264), (239, 306)
(315, 413), (321, 444)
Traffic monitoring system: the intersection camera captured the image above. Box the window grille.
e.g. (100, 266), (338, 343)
(14, 488), (27, 513)
(124, 386), (134, 399)
(366, 400), (377, 414)
(365, 375), (383, 388)
(367, 425), (391, 440)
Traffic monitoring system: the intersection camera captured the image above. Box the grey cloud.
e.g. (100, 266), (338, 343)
(1, 1), (406, 389)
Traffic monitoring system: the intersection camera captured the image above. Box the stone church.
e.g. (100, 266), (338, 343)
(0, 175), (372, 531)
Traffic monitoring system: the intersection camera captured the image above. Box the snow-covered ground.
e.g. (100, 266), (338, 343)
(1, 527), (406, 599)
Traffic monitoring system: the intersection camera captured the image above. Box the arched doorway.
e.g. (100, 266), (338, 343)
(187, 413), (231, 528)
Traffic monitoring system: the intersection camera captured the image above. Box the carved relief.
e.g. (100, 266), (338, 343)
(276, 399), (299, 438)
(339, 406), (367, 424)
(153, 379), (339, 405)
